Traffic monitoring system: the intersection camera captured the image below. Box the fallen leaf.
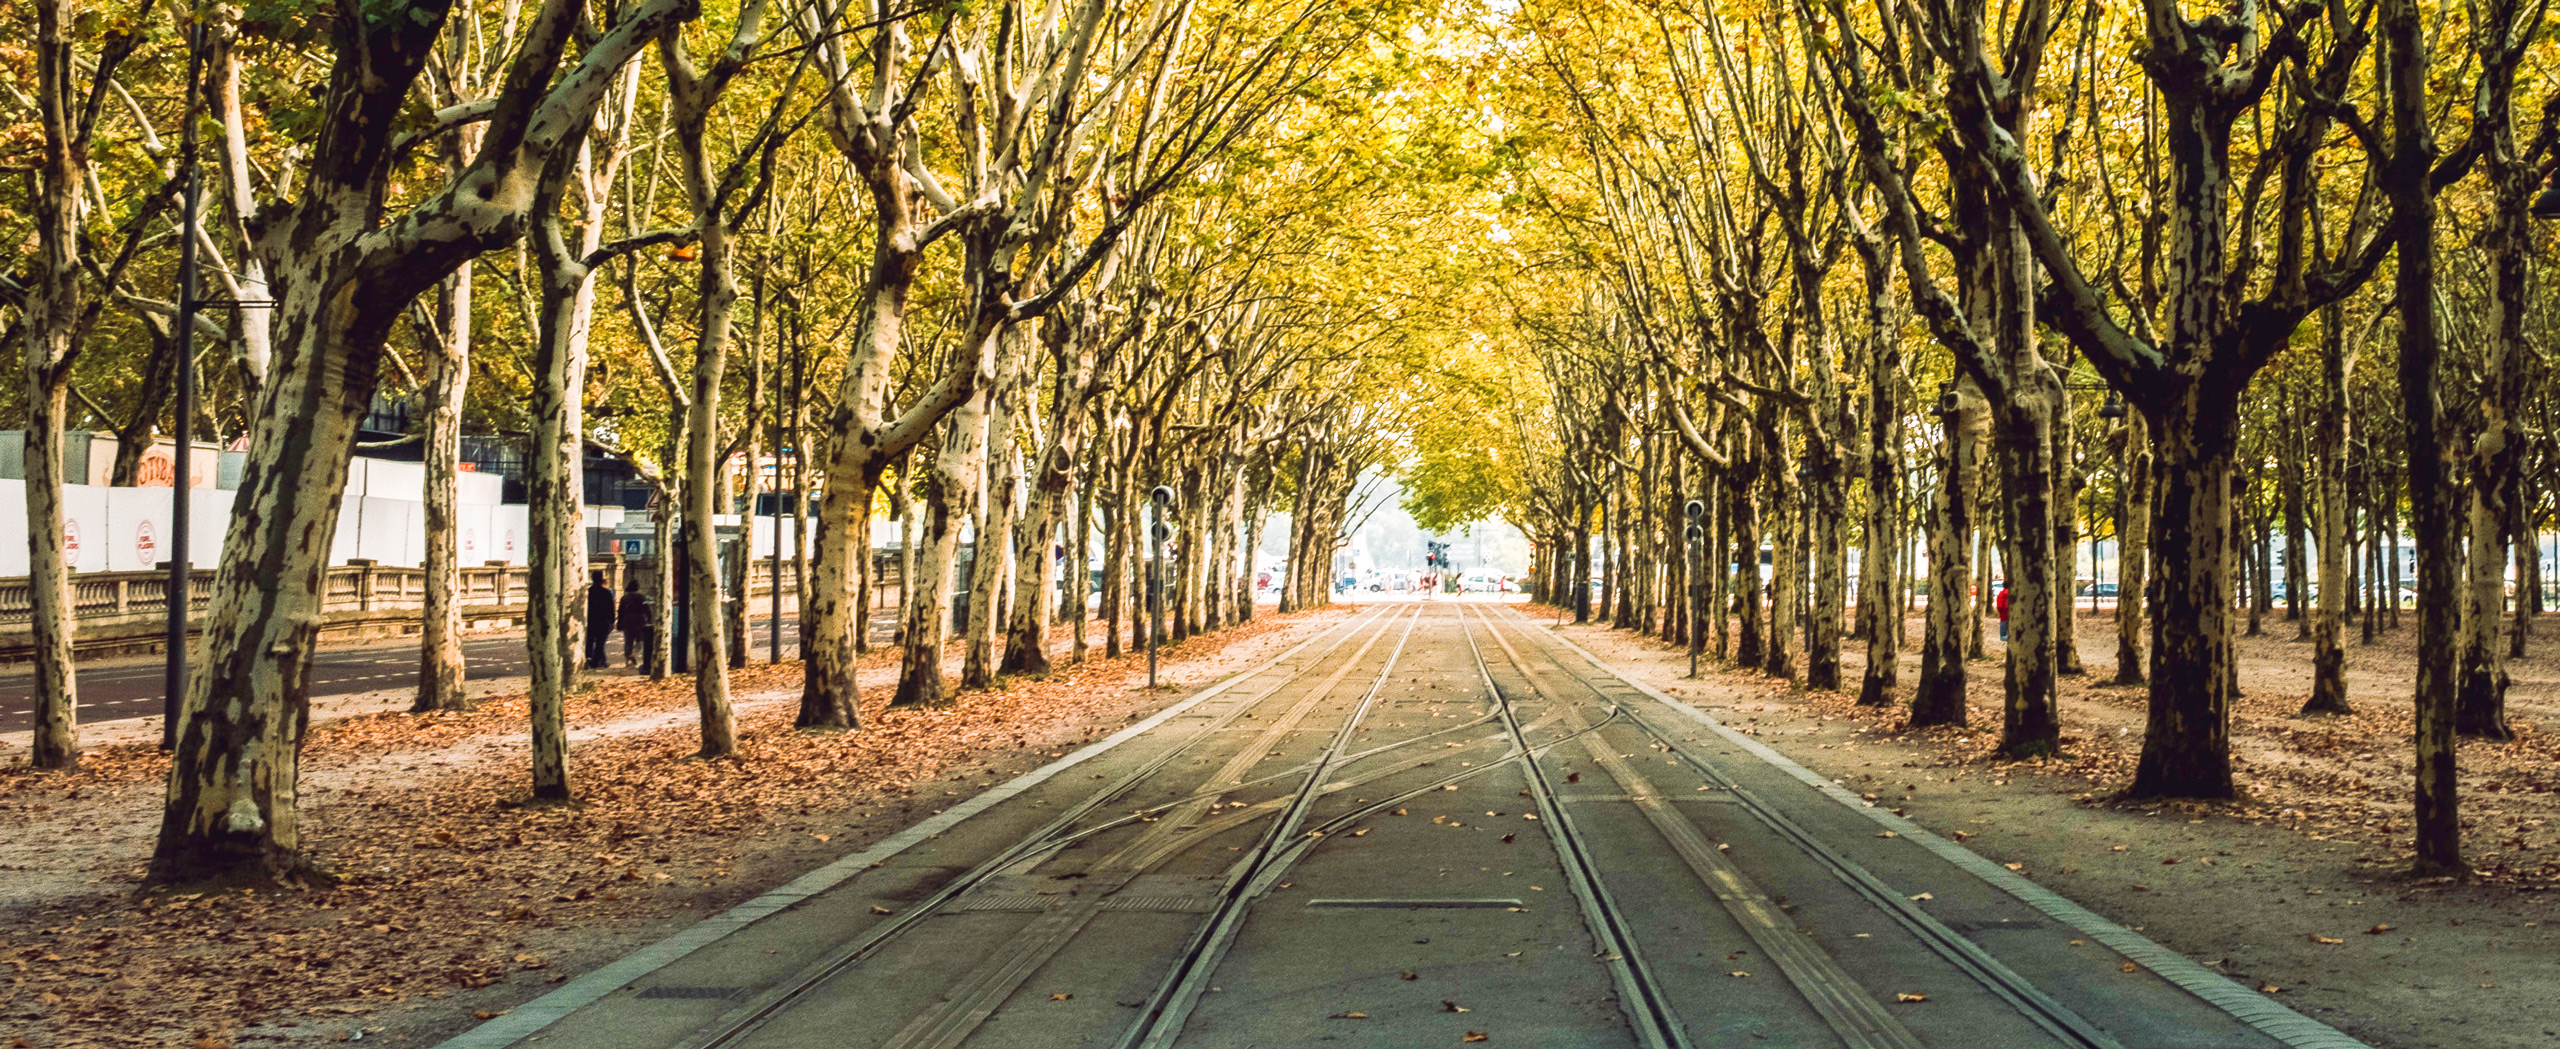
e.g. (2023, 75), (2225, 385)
(1728, 971), (1751, 978)
(1050, 993), (1073, 1001)
(1464, 1033), (1490, 1043)
(2259, 983), (2283, 993)
(870, 905), (894, 915)
(1401, 971), (1419, 981)
(1443, 1000), (1469, 1012)
(2366, 924), (2395, 935)
(2309, 935), (2343, 945)
(2120, 962), (2139, 973)
(1895, 992), (1929, 1003)
(1907, 892), (1933, 901)
(1329, 1011), (1370, 1019)
(1876, 831), (1898, 838)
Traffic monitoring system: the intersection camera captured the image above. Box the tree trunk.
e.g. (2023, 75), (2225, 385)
(2126, 381), (2244, 799)
(525, 248), (595, 792)
(1763, 440), (1799, 681)
(1728, 462), (1763, 667)
(2284, 442), (2310, 636)
(152, 240), (407, 883)
(1913, 387), (1980, 728)
(1856, 311), (1901, 705)
(2051, 391), (2083, 676)
(2305, 307), (2353, 715)
(414, 264), (471, 714)
(965, 362), (1026, 688)
(24, 0), (82, 770)
(684, 371), (734, 755)
(897, 389), (989, 708)
(2386, 0), (2461, 871)
(2117, 411), (2151, 685)
(1993, 382), (2062, 759)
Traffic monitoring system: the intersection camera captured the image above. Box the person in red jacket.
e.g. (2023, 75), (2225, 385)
(1994, 582), (2011, 642)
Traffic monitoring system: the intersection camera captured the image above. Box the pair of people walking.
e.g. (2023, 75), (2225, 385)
(583, 572), (657, 669)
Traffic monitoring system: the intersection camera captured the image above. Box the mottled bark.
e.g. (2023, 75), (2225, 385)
(24, 0), (84, 770)
(895, 388), (989, 709)
(2304, 309), (2352, 715)
(152, 0), (689, 884)
(1913, 388), (1981, 728)
(2117, 412), (2152, 686)
(413, 263), (471, 714)
(2386, 0), (2461, 872)
(1856, 253), (1902, 705)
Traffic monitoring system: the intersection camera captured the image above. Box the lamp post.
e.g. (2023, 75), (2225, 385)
(162, 15), (205, 750)
(1149, 485), (1176, 688)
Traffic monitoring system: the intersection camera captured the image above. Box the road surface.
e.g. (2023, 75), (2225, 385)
(433, 598), (2358, 1049)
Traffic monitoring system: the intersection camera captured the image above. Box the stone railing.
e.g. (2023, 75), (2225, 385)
(0, 556), (833, 662)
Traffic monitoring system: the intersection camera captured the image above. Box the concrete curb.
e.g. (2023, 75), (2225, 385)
(431, 610), (1364, 1049)
(1517, 611), (2373, 1049)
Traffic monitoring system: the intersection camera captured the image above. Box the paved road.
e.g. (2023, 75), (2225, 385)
(0, 616), (806, 735)
(439, 599), (2356, 1049)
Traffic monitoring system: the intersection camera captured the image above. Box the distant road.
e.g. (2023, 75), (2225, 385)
(0, 616), (802, 735)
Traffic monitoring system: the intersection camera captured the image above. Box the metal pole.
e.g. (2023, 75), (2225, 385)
(163, 14), (206, 751)
(768, 347), (783, 665)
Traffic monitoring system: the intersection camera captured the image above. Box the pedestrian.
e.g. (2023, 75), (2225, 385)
(585, 571), (616, 669)
(1994, 582), (2011, 642)
(618, 586), (653, 667)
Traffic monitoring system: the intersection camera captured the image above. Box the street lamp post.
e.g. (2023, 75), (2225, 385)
(1149, 485), (1176, 689)
(162, 15), (205, 750)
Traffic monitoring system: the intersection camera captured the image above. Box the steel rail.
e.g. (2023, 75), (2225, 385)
(1466, 603), (1925, 1049)
(1111, 613), (1635, 1049)
(1457, 603), (1695, 1049)
(1110, 602), (1429, 1049)
(1487, 603), (2130, 1049)
(676, 603), (1404, 1049)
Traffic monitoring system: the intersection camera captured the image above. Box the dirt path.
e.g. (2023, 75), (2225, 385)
(1539, 607), (2560, 1049)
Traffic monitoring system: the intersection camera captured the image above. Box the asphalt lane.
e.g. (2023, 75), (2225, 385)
(0, 617), (804, 735)
(444, 599), (2352, 1049)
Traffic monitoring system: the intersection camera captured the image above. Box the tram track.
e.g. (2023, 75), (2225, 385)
(688, 602), (1572, 1049)
(673, 603), (1403, 1049)
(1474, 602), (2131, 1049)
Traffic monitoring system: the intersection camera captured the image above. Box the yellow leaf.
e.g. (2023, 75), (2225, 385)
(1895, 992), (1929, 1003)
